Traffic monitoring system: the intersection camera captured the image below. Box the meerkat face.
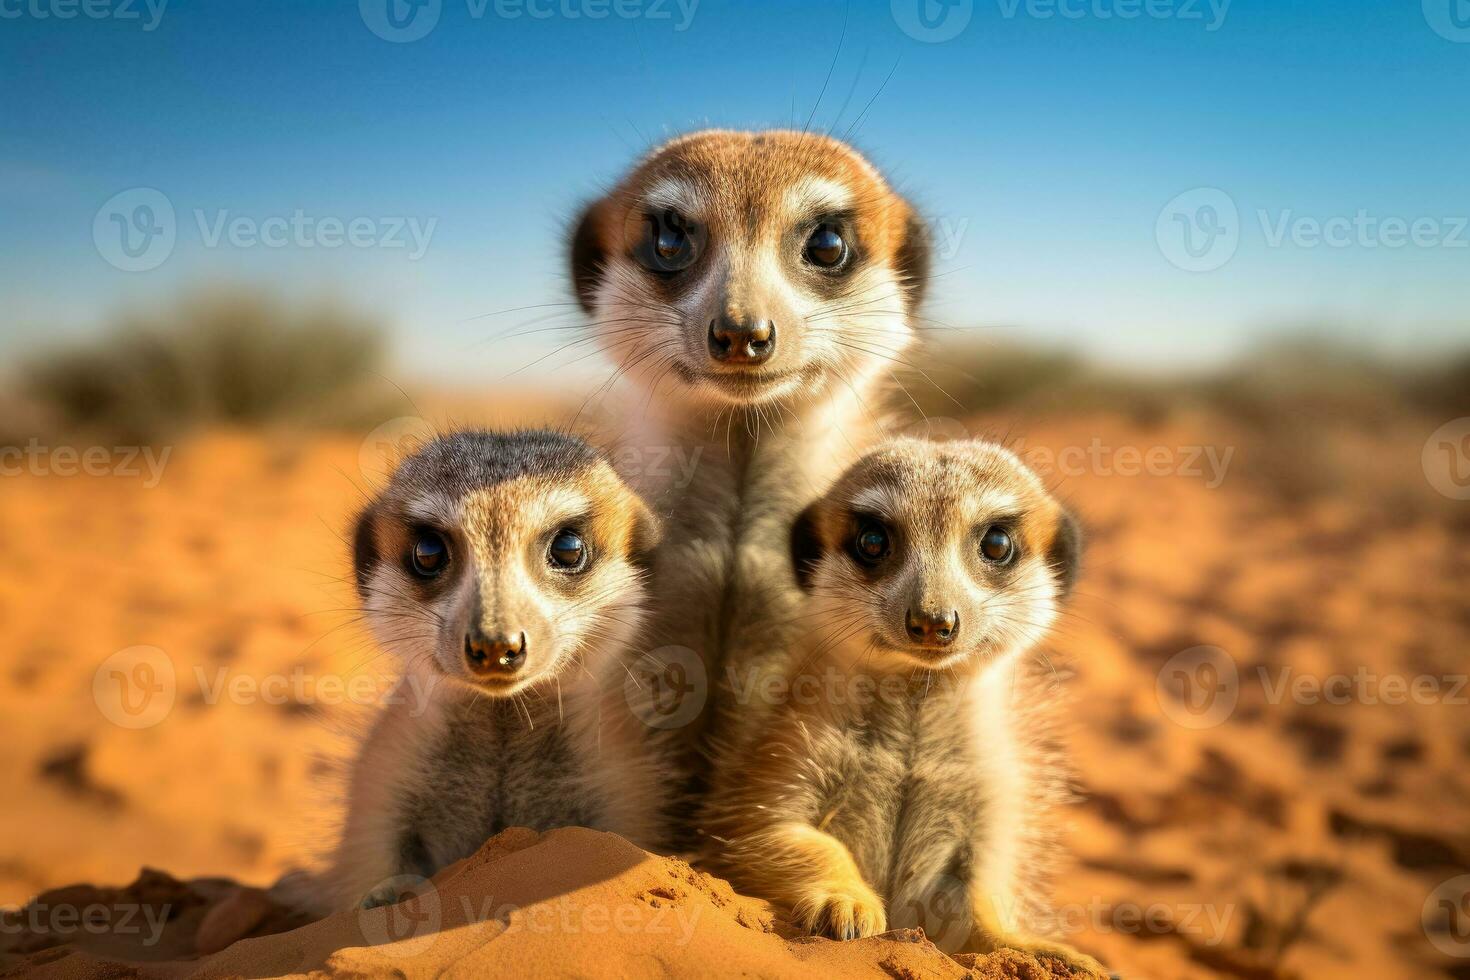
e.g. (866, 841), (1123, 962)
(791, 438), (1080, 673)
(570, 130), (931, 410)
(352, 431), (659, 697)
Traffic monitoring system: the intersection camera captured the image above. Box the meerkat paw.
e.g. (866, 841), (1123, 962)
(792, 883), (887, 941)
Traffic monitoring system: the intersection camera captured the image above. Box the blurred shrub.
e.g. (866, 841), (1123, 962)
(915, 329), (1469, 509)
(16, 291), (399, 444)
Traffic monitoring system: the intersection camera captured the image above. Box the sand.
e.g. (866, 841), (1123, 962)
(0, 406), (1465, 977)
(1, 827), (1095, 978)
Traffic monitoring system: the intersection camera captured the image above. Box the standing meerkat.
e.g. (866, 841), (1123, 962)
(569, 129), (933, 780)
(699, 437), (1104, 976)
(313, 430), (671, 911)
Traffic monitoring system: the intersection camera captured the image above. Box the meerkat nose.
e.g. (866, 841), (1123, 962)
(905, 608), (959, 646)
(463, 628), (528, 675)
(708, 315), (776, 365)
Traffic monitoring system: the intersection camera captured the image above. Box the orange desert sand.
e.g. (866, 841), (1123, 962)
(2, 826), (1094, 978)
(0, 403), (1465, 978)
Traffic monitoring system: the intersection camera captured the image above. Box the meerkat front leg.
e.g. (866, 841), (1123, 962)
(725, 821), (886, 940)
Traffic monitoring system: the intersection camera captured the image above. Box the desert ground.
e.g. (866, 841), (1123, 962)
(1, 365), (1467, 976)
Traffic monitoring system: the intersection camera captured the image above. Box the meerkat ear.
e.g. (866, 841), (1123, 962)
(351, 503), (381, 599)
(1047, 508), (1083, 599)
(789, 502), (826, 592)
(895, 204), (933, 311)
(569, 198), (610, 315)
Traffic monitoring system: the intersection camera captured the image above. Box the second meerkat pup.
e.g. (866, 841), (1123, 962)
(700, 437), (1104, 975)
(313, 430), (672, 911)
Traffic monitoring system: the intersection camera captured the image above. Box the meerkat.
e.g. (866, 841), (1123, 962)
(698, 437), (1104, 975)
(568, 129), (933, 789)
(312, 429), (671, 911)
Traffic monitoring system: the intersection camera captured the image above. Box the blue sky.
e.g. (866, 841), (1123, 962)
(3, 0), (1467, 380)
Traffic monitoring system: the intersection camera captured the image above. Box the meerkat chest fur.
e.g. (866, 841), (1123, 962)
(392, 675), (613, 872)
(803, 659), (1027, 906)
(622, 386), (884, 736)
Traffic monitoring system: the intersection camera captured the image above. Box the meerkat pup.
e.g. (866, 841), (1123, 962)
(699, 437), (1104, 975)
(314, 430), (670, 911)
(569, 130), (932, 769)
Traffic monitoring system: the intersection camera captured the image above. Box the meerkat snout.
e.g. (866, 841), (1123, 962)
(707, 313), (775, 365)
(905, 606), (959, 646)
(463, 624), (526, 676)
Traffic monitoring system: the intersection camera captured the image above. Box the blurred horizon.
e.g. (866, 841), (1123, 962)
(3, 0), (1468, 383)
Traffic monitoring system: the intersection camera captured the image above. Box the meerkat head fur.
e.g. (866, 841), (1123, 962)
(791, 437), (1080, 674)
(570, 129), (931, 411)
(352, 430), (660, 697)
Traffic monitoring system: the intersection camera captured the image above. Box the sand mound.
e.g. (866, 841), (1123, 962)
(0, 827), (1097, 979)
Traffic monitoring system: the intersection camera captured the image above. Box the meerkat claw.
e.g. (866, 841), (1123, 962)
(795, 886), (887, 941)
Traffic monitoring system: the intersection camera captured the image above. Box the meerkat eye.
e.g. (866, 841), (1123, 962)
(548, 530), (588, 571)
(803, 223), (848, 269)
(852, 519), (892, 566)
(979, 526), (1015, 564)
(636, 209), (700, 273)
(410, 531), (450, 578)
